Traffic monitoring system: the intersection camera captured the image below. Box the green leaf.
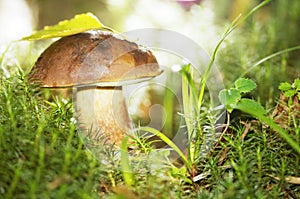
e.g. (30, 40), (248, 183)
(22, 13), (105, 41)
(293, 78), (300, 91)
(283, 89), (297, 98)
(218, 88), (241, 113)
(235, 78), (257, 93)
(234, 98), (266, 116)
(278, 82), (292, 91)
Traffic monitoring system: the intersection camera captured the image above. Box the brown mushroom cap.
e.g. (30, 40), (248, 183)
(29, 30), (162, 87)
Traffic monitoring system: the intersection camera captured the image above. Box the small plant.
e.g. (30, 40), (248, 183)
(218, 77), (263, 114)
(272, 78), (300, 130)
(219, 77), (300, 154)
(279, 78), (300, 100)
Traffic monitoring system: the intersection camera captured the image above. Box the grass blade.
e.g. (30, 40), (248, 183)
(239, 45), (300, 79)
(235, 103), (300, 154)
(120, 136), (135, 187)
(139, 126), (192, 173)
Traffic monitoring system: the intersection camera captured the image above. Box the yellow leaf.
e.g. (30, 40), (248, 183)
(22, 13), (106, 41)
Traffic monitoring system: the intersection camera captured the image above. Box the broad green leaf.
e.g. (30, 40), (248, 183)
(22, 13), (105, 41)
(218, 88), (241, 113)
(278, 82), (292, 91)
(235, 78), (257, 93)
(234, 98), (266, 116)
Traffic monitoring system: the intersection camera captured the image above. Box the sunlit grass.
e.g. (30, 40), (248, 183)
(0, 72), (102, 198)
(0, 0), (300, 198)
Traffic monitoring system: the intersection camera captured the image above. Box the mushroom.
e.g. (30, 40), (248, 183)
(29, 30), (162, 146)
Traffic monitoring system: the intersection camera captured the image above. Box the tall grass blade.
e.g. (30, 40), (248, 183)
(239, 45), (300, 79)
(120, 136), (135, 187)
(139, 126), (192, 172)
(198, 0), (272, 110)
(235, 103), (300, 154)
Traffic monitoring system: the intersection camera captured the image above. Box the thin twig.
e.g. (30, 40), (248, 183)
(267, 174), (300, 185)
(211, 112), (231, 151)
(240, 121), (252, 141)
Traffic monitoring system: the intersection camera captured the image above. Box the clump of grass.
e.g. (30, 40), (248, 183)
(0, 70), (103, 198)
(200, 119), (300, 199)
(1, 0), (300, 198)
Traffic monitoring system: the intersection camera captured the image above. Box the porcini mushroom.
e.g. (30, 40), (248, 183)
(29, 30), (162, 145)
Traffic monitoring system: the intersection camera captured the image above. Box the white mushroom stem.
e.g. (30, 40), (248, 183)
(75, 86), (132, 145)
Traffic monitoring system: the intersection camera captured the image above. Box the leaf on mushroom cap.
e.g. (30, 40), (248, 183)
(22, 13), (105, 40)
(29, 30), (162, 87)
